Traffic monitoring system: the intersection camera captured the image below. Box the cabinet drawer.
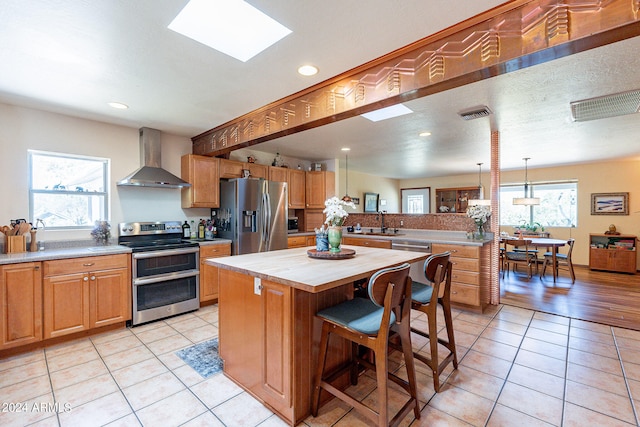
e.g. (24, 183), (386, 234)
(342, 237), (392, 249)
(451, 269), (479, 286)
(450, 282), (480, 306)
(44, 254), (128, 276)
(288, 236), (308, 248)
(450, 256), (479, 272)
(432, 243), (479, 259)
(200, 244), (231, 259)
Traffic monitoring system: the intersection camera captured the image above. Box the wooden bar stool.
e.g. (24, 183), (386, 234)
(410, 252), (458, 392)
(311, 263), (420, 427)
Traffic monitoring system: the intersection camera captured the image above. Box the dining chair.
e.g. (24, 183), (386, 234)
(503, 238), (537, 278)
(541, 238), (575, 283)
(409, 251), (458, 392)
(311, 263), (420, 427)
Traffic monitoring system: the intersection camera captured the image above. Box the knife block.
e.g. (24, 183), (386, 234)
(5, 235), (27, 254)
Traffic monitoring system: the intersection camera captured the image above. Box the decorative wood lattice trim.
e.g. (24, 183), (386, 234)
(192, 0), (640, 156)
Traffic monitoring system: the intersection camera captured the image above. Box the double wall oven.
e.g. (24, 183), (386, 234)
(118, 221), (200, 326)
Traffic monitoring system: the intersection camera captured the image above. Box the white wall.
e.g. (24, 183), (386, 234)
(0, 103), (207, 242)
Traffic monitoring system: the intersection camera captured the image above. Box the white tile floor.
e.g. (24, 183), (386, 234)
(1, 303), (640, 426)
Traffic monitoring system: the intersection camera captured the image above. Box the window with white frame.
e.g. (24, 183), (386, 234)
(29, 150), (110, 228)
(401, 187), (430, 214)
(500, 181), (577, 228)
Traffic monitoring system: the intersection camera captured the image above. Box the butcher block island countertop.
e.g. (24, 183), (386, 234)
(206, 246), (429, 426)
(206, 244), (429, 293)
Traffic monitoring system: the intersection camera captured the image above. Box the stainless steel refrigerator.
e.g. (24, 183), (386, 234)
(217, 178), (288, 255)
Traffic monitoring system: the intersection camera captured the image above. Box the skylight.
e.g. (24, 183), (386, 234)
(361, 104), (413, 122)
(168, 0), (292, 62)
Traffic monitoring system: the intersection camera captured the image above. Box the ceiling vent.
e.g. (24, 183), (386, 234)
(458, 106), (492, 121)
(570, 89), (640, 122)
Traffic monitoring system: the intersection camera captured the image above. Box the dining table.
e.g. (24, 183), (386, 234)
(501, 236), (567, 282)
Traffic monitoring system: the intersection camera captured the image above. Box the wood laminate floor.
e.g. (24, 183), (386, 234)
(500, 263), (640, 331)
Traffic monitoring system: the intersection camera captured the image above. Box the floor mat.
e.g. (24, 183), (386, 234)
(175, 338), (223, 378)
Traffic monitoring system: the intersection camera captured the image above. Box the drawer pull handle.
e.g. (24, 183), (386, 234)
(452, 291), (458, 294)
(83, 263), (95, 267)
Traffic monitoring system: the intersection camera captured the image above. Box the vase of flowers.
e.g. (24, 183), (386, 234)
(323, 196), (355, 253)
(91, 220), (111, 245)
(466, 205), (491, 240)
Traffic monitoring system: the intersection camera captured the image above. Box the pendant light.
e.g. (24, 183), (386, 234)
(468, 162), (491, 206)
(341, 148), (352, 203)
(512, 157), (540, 205)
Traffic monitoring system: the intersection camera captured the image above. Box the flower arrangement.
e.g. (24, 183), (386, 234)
(323, 196), (355, 227)
(91, 220), (111, 245)
(466, 205), (491, 228)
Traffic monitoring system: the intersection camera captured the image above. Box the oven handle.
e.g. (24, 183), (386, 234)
(133, 269), (200, 286)
(132, 246), (200, 259)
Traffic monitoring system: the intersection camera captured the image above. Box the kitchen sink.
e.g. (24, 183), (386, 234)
(357, 232), (404, 237)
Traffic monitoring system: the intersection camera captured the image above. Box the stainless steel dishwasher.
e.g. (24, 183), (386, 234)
(391, 240), (432, 283)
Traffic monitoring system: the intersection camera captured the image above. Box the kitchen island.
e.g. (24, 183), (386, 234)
(206, 245), (430, 426)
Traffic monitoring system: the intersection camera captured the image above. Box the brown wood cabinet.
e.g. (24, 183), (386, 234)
(270, 167), (306, 209)
(432, 243), (489, 311)
(342, 236), (392, 249)
(589, 234), (637, 273)
(219, 270), (293, 421)
(435, 187), (480, 214)
(199, 243), (231, 303)
(305, 171), (335, 209)
(0, 262), (42, 350)
(181, 154), (220, 208)
(43, 254), (130, 339)
(303, 209), (324, 232)
(220, 158), (269, 179)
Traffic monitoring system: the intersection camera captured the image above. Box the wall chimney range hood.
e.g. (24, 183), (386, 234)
(117, 127), (191, 188)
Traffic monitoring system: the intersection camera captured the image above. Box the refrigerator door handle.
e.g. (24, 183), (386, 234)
(263, 192), (272, 250)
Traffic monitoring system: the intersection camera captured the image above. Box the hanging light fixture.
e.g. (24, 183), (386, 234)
(513, 157), (540, 205)
(468, 162), (491, 206)
(341, 148), (352, 203)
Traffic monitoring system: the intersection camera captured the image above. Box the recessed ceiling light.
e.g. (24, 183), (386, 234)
(361, 104), (413, 122)
(419, 131), (431, 137)
(108, 102), (129, 110)
(341, 147), (351, 151)
(168, 0), (292, 62)
(298, 65), (318, 76)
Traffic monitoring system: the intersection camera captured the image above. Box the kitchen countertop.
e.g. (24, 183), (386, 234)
(289, 229), (492, 246)
(0, 245), (132, 265)
(208, 245), (429, 293)
(0, 238), (232, 265)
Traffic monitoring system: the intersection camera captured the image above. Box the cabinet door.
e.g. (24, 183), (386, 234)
(288, 169), (306, 209)
(306, 171), (334, 208)
(1, 262), (42, 349)
(44, 272), (90, 339)
(219, 158), (244, 179)
(261, 280), (292, 409)
(181, 155), (220, 208)
(304, 209), (324, 232)
(91, 267), (131, 328)
(269, 166), (288, 183)
(200, 244), (231, 302)
(609, 250), (636, 273)
(246, 163), (268, 179)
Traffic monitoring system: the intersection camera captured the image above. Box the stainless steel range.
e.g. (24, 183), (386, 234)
(118, 221), (200, 326)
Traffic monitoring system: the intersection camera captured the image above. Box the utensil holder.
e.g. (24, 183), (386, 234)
(5, 235), (27, 253)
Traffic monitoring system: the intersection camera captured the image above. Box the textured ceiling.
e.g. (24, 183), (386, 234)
(0, 0), (639, 178)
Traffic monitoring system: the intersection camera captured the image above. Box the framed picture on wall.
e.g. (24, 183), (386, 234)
(591, 192), (629, 215)
(364, 192), (379, 213)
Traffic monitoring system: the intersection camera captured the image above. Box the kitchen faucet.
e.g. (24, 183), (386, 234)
(377, 211), (387, 234)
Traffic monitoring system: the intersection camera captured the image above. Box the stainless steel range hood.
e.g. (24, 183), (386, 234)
(117, 127), (191, 188)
